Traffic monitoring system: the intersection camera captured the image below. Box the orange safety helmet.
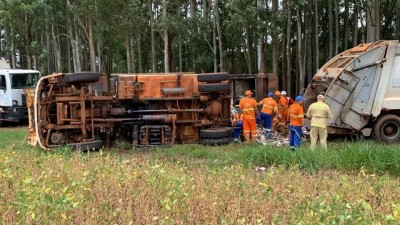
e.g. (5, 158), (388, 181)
(244, 90), (253, 96)
(274, 91), (281, 96)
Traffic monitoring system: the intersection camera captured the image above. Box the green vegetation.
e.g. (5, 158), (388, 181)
(153, 141), (400, 176)
(2, 128), (400, 224)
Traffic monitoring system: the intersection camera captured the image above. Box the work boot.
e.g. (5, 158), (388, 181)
(272, 124), (276, 132)
(265, 131), (271, 140)
(245, 135), (250, 143)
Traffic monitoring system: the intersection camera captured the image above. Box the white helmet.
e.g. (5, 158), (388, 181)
(281, 91), (287, 95)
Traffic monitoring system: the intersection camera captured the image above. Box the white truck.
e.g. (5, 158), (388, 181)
(0, 69), (40, 125)
(303, 40), (400, 143)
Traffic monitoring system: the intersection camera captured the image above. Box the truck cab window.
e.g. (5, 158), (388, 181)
(0, 75), (6, 90)
(10, 73), (40, 88)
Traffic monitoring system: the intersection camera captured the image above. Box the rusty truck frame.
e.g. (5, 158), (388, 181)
(30, 72), (277, 150)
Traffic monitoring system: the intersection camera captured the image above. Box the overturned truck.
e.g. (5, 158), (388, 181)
(29, 72), (277, 150)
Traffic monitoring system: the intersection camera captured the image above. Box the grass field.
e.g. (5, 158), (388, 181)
(1, 127), (400, 224)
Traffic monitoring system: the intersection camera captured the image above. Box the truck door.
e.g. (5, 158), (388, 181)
(325, 44), (387, 130)
(0, 74), (10, 107)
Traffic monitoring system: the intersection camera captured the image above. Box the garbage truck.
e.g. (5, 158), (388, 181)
(28, 72), (277, 150)
(0, 69), (40, 125)
(303, 40), (400, 143)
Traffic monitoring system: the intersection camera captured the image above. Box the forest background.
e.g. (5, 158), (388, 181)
(0, 0), (398, 95)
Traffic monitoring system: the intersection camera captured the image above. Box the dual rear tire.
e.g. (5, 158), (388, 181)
(200, 127), (232, 145)
(373, 114), (400, 143)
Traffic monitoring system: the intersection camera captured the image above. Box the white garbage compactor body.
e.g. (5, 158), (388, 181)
(303, 40), (400, 142)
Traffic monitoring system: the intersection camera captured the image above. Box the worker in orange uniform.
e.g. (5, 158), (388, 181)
(272, 91), (282, 132)
(232, 108), (244, 143)
(257, 91), (278, 139)
(238, 90), (259, 143)
(288, 96), (305, 152)
(278, 91), (289, 125)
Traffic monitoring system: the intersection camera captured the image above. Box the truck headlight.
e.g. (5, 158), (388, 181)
(13, 100), (18, 106)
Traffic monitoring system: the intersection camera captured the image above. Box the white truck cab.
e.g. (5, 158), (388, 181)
(0, 69), (40, 125)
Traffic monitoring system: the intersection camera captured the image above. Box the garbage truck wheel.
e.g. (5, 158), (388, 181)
(200, 137), (231, 146)
(197, 73), (229, 82)
(64, 72), (100, 84)
(198, 83), (230, 92)
(200, 127), (232, 139)
(66, 140), (104, 150)
(374, 114), (400, 143)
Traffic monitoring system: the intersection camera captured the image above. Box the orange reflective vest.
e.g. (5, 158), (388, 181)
(279, 96), (288, 114)
(288, 103), (304, 126)
(258, 97), (278, 115)
(239, 97), (257, 120)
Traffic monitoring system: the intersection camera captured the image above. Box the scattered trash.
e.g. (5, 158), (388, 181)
(255, 166), (266, 172)
(255, 125), (306, 147)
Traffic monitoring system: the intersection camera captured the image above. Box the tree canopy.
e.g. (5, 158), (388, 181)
(0, 0), (399, 95)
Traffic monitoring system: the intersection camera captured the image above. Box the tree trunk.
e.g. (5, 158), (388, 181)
(374, 0), (380, 41)
(353, 0), (359, 46)
(272, 0), (278, 75)
(366, 0), (375, 42)
(74, 19), (82, 72)
(25, 13), (32, 69)
(397, 5), (400, 40)
(328, 0), (333, 58)
(87, 18), (96, 72)
(67, 39), (72, 72)
(282, 15), (287, 91)
(68, 16), (81, 72)
(97, 38), (102, 73)
(46, 17), (52, 73)
(190, 0), (197, 72)
(344, 0), (349, 50)
(286, 0), (292, 95)
(306, 9), (313, 83)
(246, 29), (252, 74)
(137, 35), (143, 73)
(297, 8), (305, 94)
(213, 16), (217, 72)
(215, 0), (224, 71)
(5, 26), (15, 69)
(256, 0), (264, 73)
(130, 36), (136, 73)
(52, 24), (61, 73)
(334, 0), (339, 54)
(178, 33), (182, 72)
(126, 34), (132, 73)
(162, 0), (169, 73)
(314, 0), (320, 72)
(149, 0), (156, 72)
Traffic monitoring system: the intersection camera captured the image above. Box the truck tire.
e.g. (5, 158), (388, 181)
(198, 83), (230, 92)
(67, 139), (104, 150)
(200, 127), (232, 139)
(197, 73), (229, 82)
(64, 72), (100, 84)
(373, 114), (400, 143)
(200, 137), (231, 146)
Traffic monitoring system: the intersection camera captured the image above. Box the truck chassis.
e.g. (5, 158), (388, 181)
(33, 72), (234, 150)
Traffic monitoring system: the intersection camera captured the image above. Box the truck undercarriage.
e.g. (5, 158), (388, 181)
(31, 72), (245, 150)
